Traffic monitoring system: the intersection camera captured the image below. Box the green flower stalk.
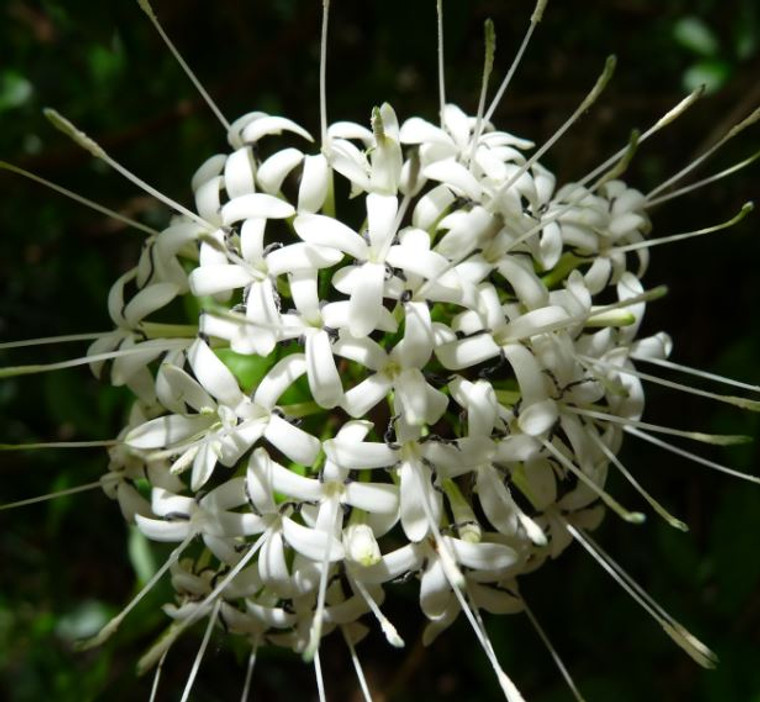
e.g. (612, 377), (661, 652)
(1, 1), (759, 700)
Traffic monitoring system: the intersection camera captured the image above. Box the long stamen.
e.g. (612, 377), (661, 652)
(469, 19), (497, 165)
(626, 426), (760, 485)
(0, 161), (158, 236)
(179, 598), (221, 702)
(565, 521), (718, 668)
(578, 355), (760, 411)
(587, 430), (688, 531)
(0, 332), (109, 351)
(409, 462), (523, 701)
(240, 640), (258, 702)
(349, 575), (404, 647)
(483, 0), (547, 124)
(342, 626), (373, 702)
(647, 106), (760, 201)
(320, 1), (331, 149)
(568, 406), (750, 446)
(0, 481), (102, 511)
(436, 0), (446, 124)
(137, 0), (230, 130)
(148, 649), (169, 702)
(314, 646), (327, 702)
(0, 440), (117, 451)
(44, 109), (213, 230)
(576, 86), (705, 189)
(634, 356), (760, 394)
(304, 496), (341, 661)
(611, 202), (754, 254)
(80, 532), (196, 649)
(0, 341), (188, 379)
(491, 55), (616, 202)
(542, 439), (646, 524)
(522, 597), (586, 702)
(647, 148), (760, 207)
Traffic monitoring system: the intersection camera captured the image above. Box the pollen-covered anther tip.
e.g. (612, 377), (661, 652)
(43, 108), (106, 159)
(136, 0), (156, 18)
(531, 0), (549, 23)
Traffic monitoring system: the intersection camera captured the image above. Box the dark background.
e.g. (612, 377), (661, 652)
(0, 0), (759, 700)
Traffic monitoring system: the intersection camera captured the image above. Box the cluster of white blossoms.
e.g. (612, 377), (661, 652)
(3, 1), (759, 700)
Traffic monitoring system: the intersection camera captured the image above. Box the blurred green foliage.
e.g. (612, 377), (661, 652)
(0, 0), (759, 700)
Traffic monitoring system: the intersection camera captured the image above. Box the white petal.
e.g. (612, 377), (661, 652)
(269, 461), (324, 501)
(420, 558), (451, 618)
(366, 192), (398, 253)
(282, 516), (344, 561)
(298, 154), (329, 213)
(395, 301), (434, 368)
(264, 414), (320, 466)
(126, 414), (213, 449)
(323, 438), (397, 470)
(135, 514), (192, 542)
(192, 153), (227, 192)
(254, 354), (308, 410)
(224, 147), (257, 198)
(240, 217), (266, 262)
(349, 262), (386, 337)
(399, 117), (451, 145)
(422, 158), (481, 200)
(342, 374), (393, 418)
(191, 440), (219, 490)
(123, 283), (179, 327)
(241, 115), (313, 144)
(194, 175), (223, 224)
(189, 264), (252, 296)
(332, 336), (388, 371)
(344, 482), (399, 514)
(267, 242), (343, 275)
(257, 147), (304, 194)
(293, 213), (367, 259)
(221, 194), (295, 224)
(259, 529), (293, 596)
(306, 330), (343, 409)
(188, 339), (244, 407)
(447, 537), (519, 571)
(156, 363), (215, 414)
(435, 334), (501, 370)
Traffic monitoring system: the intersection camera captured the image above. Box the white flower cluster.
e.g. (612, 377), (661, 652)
(92, 96), (676, 674)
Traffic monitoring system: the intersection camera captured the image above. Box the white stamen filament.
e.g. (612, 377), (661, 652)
(522, 597), (586, 702)
(148, 649), (169, 702)
(0, 332), (109, 351)
(626, 426), (760, 485)
(44, 109), (213, 230)
(647, 106), (760, 200)
(565, 522), (718, 669)
(137, 0), (231, 130)
(0, 161), (158, 235)
(180, 598), (222, 702)
(542, 439), (646, 524)
(587, 430), (688, 532)
(646, 148), (760, 207)
(491, 55), (616, 202)
(469, 19), (496, 166)
(0, 341), (188, 379)
(342, 626), (374, 702)
(483, 0), (546, 124)
(320, 1), (331, 149)
(636, 356), (760, 394)
(240, 640), (258, 702)
(578, 355), (760, 411)
(349, 575), (404, 647)
(436, 0), (446, 124)
(568, 406), (750, 446)
(314, 646), (327, 702)
(0, 440), (117, 451)
(81, 532), (196, 649)
(576, 86), (704, 189)
(304, 495), (341, 661)
(0, 481), (102, 511)
(611, 202), (753, 254)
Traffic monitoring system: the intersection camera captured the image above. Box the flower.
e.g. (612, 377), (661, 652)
(1, 1), (759, 700)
